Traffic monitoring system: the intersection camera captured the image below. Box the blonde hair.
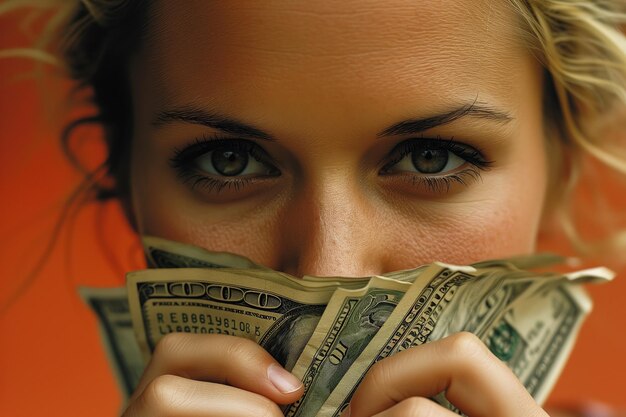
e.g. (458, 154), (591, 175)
(506, 0), (626, 256)
(3, 0), (626, 258)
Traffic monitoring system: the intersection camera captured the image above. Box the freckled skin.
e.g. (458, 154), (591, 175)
(129, 0), (548, 277)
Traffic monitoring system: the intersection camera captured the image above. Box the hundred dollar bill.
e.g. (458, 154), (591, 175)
(79, 287), (144, 399)
(126, 268), (371, 370)
(285, 276), (412, 417)
(78, 237), (273, 398)
(318, 264), (612, 416)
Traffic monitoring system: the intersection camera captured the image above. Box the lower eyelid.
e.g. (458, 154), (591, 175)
(386, 167), (485, 193)
(177, 171), (258, 194)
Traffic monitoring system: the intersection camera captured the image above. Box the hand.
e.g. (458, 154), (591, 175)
(122, 333), (304, 417)
(343, 332), (549, 417)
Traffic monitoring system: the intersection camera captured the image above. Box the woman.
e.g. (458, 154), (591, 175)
(3, 1), (626, 416)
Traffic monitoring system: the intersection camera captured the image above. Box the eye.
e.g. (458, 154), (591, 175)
(393, 147), (464, 174)
(195, 144), (276, 177)
(382, 138), (488, 176)
(169, 136), (280, 194)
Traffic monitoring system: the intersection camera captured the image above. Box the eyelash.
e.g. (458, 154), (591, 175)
(169, 134), (276, 193)
(169, 134), (492, 194)
(380, 136), (492, 193)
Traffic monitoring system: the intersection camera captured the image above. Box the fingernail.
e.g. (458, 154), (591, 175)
(267, 363), (302, 394)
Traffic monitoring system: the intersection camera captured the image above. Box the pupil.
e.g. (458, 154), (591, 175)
(212, 149), (248, 176)
(411, 149), (448, 173)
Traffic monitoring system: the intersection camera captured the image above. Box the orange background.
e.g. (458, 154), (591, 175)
(1, 11), (626, 417)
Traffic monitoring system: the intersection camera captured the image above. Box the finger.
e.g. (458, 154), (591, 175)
(123, 374), (284, 417)
(348, 332), (547, 417)
(132, 333), (303, 405)
(367, 397), (460, 417)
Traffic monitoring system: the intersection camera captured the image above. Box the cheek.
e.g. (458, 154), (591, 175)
(386, 200), (542, 268)
(141, 213), (282, 264)
(381, 159), (547, 269)
(443, 203), (540, 262)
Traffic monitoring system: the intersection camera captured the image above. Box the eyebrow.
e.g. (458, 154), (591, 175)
(153, 107), (275, 141)
(377, 102), (513, 137)
(153, 101), (513, 141)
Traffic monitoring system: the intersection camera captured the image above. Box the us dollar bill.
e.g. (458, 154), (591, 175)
(285, 276), (412, 417)
(126, 268), (373, 370)
(114, 236), (611, 415)
(79, 238), (274, 398)
(318, 264), (613, 416)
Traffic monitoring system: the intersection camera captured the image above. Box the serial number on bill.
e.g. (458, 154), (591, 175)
(154, 312), (262, 336)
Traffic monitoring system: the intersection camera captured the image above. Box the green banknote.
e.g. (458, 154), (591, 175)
(285, 276), (412, 417)
(126, 268), (369, 370)
(318, 264), (612, 416)
(82, 236), (611, 415)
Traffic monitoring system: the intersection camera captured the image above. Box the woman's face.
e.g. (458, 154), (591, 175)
(129, 0), (548, 277)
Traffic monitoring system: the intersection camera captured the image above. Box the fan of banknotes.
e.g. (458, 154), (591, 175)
(81, 236), (613, 417)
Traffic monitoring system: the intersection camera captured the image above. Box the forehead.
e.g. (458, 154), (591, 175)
(136, 0), (531, 130)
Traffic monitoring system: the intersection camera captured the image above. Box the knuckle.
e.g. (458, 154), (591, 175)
(224, 336), (259, 360)
(443, 332), (492, 377)
(445, 332), (487, 358)
(140, 374), (185, 415)
(152, 332), (190, 359)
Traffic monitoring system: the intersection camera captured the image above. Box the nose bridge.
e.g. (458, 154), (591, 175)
(278, 173), (381, 278)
